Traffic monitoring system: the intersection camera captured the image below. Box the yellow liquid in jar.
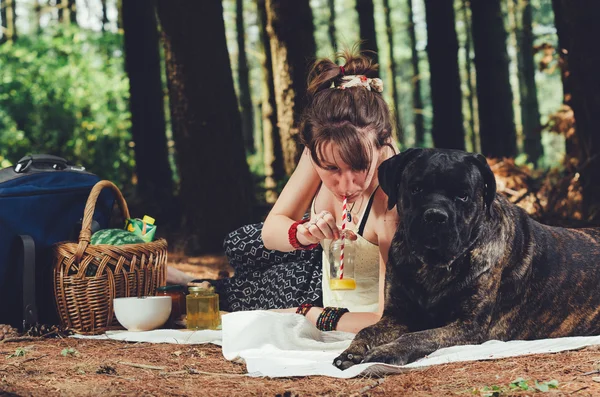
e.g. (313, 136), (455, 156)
(186, 294), (221, 330)
(329, 278), (356, 290)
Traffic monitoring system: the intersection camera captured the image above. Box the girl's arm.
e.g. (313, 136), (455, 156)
(272, 307), (381, 334)
(262, 148), (337, 251)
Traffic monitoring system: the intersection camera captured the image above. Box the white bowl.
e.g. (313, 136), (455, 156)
(113, 296), (172, 331)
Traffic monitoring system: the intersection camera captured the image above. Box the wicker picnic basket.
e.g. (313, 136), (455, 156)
(53, 180), (167, 334)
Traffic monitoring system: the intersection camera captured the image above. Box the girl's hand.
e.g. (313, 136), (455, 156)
(296, 211), (357, 244)
(296, 210), (339, 245)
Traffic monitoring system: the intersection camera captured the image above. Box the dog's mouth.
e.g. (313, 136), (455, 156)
(415, 250), (462, 269)
(422, 235), (442, 250)
(408, 230), (479, 270)
(410, 244), (459, 268)
(407, 228), (462, 268)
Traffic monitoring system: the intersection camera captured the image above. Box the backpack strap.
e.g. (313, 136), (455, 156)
(14, 235), (38, 329)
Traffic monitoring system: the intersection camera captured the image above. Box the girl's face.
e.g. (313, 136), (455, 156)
(313, 140), (382, 203)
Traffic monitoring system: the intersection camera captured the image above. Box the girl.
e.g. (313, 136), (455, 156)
(170, 50), (400, 334)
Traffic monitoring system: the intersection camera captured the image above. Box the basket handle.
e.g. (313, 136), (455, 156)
(74, 180), (131, 263)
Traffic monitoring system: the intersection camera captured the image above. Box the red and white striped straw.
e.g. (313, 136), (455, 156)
(339, 196), (348, 280)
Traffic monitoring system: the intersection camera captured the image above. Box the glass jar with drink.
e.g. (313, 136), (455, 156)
(156, 284), (186, 328)
(328, 233), (356, 290)
(186, 285), (221, 330)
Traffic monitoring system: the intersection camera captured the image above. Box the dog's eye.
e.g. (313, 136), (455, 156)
(456, 193), (469, 202)
(411, 185), (422, 195)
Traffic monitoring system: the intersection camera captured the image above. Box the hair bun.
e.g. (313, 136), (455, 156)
(307, 47), (379, 97)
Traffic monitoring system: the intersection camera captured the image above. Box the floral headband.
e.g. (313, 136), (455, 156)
(337, 74), (384, 93)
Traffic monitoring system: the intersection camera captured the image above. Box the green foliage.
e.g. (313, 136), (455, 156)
(0, 25), (133, 186)
(477, 384), (502, 397)
(473, 378), (559, 396)
(6, 347), (27, 358)
(61, 347), (79, 357)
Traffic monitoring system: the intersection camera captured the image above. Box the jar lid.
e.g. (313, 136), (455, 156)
(188, 286), (215, 294)
(156, 285), (185, 292)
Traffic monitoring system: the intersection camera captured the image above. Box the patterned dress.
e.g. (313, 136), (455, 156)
(201, 223), (323, 312)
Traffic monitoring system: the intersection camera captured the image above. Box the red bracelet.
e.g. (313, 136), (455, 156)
(296, 303), (313, 316)
(288, 219), (319, 250)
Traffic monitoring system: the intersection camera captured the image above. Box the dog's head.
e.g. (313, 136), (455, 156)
(379, 148), (496, 267)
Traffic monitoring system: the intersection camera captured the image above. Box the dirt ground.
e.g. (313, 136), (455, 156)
(167, 253), (234, 280)
(1, 338), (600, 396)
(1, 256), (600, 396)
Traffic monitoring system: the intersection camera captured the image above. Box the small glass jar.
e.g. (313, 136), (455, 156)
(186, 286), (221, 330)
(328, 236), (356, 290)
(156, 285), (186, 327)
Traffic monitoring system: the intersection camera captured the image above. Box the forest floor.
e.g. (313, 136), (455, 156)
(0, 337), (599, 396)
(0, 254), (599, 396)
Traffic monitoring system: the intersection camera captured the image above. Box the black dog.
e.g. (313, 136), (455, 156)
(334, 148), (600, 369)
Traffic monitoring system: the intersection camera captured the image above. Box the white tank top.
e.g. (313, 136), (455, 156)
(311, 189), (380, 312)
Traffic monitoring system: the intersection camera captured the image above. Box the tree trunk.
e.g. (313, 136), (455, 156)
(553, 0), (600, 222)
(356, 0), (379, 71)
(461, 0), (479, 153)
(58, 0), (75, 24)
(551, 0), (578, 159)
(236, 0), (255, 153)
(257, 0), (283, 203)
(33, 0), (42, 34)
(1, 0), (17, 43)
(382, 0), (403, 144)
(551, 0), (570, 105)
(58, 0), (64, 22)
(506, 0), (523, 148)
(328, 0), (337, 52)
(101, 0), (109, 32)
(265, 0), (316, 175)
(156, 1), (254, 254)
(407, 0), (425, 147)
(69, 0), (76, 24)
(116, 0), (122, 31)
(122, 0), (174, 220)
(516, 0), (543, 165)
(424, 0), (465, 150)
(470, 0), (517, 159)
(0, 0), (5, 44)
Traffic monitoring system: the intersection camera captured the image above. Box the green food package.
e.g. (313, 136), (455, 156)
(90, 228), (145, 245)
(125, 215), (157, 243)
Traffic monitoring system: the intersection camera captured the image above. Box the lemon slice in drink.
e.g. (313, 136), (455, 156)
(329, 278), (356, 290)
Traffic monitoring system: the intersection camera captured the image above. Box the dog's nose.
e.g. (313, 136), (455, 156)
(423, 208), (448, 224)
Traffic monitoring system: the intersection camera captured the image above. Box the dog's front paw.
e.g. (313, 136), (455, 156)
(333, 342), (369, 370)
(362, 341), (409, 366)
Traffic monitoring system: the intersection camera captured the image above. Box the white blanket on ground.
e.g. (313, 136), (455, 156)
(72, 311), (600, 378)
(71, 328), (223, 345)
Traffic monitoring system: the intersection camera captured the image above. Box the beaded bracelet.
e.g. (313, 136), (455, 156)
(288, 219), (319, 250)
(316, 307), (349, 331)
(296, 303), (313, 316)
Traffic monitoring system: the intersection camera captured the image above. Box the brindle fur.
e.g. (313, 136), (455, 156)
(334, 148), (600, 369)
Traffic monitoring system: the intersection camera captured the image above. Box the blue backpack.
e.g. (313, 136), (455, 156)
(0, 155), (113, 329)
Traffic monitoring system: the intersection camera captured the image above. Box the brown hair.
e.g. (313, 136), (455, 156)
(300, 48), (394, 171)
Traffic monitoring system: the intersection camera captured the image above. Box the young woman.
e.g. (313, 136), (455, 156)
(169, 50), (400, 334)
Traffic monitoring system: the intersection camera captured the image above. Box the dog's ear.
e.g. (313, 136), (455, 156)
(378, 148), (423, 210)
(468, 153), (497, 217)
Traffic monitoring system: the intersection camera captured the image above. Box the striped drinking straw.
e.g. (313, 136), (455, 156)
(339, 196), (348, 280)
